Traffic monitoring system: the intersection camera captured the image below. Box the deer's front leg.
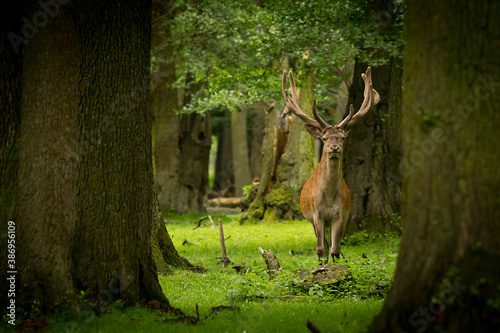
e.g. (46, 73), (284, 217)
(313, 213), (328, 264)
(330, 211), (342, 263)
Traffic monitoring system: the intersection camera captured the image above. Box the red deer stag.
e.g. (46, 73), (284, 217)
(281, 67), (380, 264)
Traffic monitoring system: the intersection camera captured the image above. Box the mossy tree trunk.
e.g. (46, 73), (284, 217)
(151, 185), (193, 275)
(370, 0), (500, 331)
(16, 1), (80, 314)
(73, 0), (167, 307)
(269, 73), (314, 220)
(0, 0), (22, 311)
(240, 74), (314, 223)
(278, 74), (315, 194)
(240, 102), (282, 222)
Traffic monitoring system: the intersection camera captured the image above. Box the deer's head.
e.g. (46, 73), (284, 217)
(280, 67), (380, 160)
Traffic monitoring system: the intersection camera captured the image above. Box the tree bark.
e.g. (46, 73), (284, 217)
(152, 0), (181, 213)
(0, 0), (23, 311)
(343, 58), (402, 231)
(17, 1), (80, 313)
(151, 185), (193, 274)
(342, 0), (403, 231)
(213, 110), (235, 196)
(370, 0), (500, 331)
(278, 74), (315, 194)
(239, 102), (284, 223)
(231, 108), (252, 197)
(73, 0), (167, 306)
(239, 74), (313, 223)
(248, 101), (266, 179)
(174, 112), (212, 213)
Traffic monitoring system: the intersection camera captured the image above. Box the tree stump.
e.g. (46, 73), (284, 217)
(258, 247), (281, 280)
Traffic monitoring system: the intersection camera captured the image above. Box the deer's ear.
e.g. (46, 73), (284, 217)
(304, 124), (323, 138)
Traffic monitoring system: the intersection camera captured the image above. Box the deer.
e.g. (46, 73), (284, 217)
(280, 67), (380, 264)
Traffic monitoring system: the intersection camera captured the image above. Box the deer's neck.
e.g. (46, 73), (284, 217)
(317, 152), (343, 194)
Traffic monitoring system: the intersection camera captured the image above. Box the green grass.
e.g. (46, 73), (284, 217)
(8, 214), (399, 333)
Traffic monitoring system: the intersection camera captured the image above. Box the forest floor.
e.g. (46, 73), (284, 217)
(15, 213), (400, 333)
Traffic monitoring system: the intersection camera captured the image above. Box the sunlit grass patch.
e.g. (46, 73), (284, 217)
(32, 218), (398, 333)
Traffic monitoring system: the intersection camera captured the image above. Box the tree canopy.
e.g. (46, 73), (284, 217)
(153, 0), (405, 113)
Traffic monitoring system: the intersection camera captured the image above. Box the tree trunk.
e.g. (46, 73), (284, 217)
(213, 110), (235, 196)
(343, 58), (402, 232)
(0, 0), (22, 311)
(239, 74), (313, 223)
(151, 185), (193, 274)
(152, 1), (181, 213)
(231, 108), (252, 197)
(264, 73), (314, 221)
(370, 1), (500, 331)
(248, 101), (266, 179)
(240, 74), (315, 223)
(278, 74), (315, 194)
(73, 0), (167, 307)
(342, 0), (403, 231)
(240, 102), (283, 223)
(17, 1), (80, 313)
(174, 112), (212, 213)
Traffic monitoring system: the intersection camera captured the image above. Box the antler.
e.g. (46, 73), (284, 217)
(340, 66), (380, 129)
(280, 70), (330, 130)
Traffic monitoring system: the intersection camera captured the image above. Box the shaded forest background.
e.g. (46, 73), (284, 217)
(151, 0), (405, 233)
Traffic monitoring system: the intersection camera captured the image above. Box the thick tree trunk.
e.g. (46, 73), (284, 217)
(174, 112), (211, 213)
(278, 74), (315, 194)
(370, 1), (500, 331)
(17, 2), (79, 313)
(73, 0), (166, 306)
(261, 73), (314, 221)
(240, 102), (283, 223)
(152, 1), (181, 213)
(342, 0), (403, 232)
(231, 108), (252, 197)
(343, 59), (402, 231)
(0, 0), (22, 311)
(240, 74), (313, 223)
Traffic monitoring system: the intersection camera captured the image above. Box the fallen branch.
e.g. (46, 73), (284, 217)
(218, 218), (231, 268)
(193, 215), (215, 230)
(258, 247), (281, 280)
(208, 197), (242, 208)
(204, 305), (238, 320)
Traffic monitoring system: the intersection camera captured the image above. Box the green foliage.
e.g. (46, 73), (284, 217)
(154, 0), (406, 114)
(241, 184), (253, 197)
